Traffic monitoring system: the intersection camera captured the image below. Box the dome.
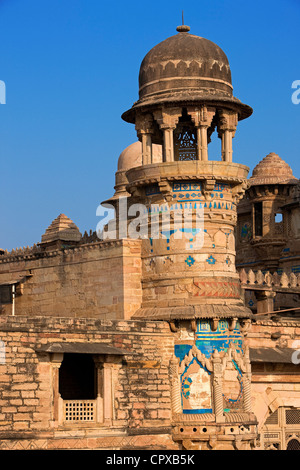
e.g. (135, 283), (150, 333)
(41, 214), (81, 244)
(249, 153), (298, 186)
(117, 141), (163, 171)
(122, 25), (252, 123)
(139, 29), (232, 101)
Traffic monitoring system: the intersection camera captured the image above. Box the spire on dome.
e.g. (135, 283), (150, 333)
(176, 10), (190, 32)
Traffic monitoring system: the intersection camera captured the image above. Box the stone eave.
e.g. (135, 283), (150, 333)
(250, 347), (296, 364)
(122, 94), (253, 124)
(35, 342), (126, 356)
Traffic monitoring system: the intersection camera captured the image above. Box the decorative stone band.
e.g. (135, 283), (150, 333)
(172, 411), (256, 423)
(126, 161), (250, 189)
(0, 239), (140, 264)
(138, 75), (234, 97)
(139, 74), (233, 90)
(193, 281), (241, 299)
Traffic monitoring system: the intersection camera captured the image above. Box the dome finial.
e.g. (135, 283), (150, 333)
(176, 10), (190, 32)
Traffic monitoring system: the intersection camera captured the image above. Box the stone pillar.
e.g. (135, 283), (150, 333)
(50, 353), (64, 424)
(169, 358), (182, 415)
(218, 110), (238, 163)
(93, 357), (104, 423)
(153, 108), (181, 162)
(255, 290), (276, 314)
(198, 125), (209, 161)
(135, 112), (154, 165)
(162, 126), (175, 162)
(101, 362), (113, 425)
(142, 133), (153, 165)
(243, 347), (252, 413)
(223, 130), (232, 162)
(188, 106), (215, 161)
(93, 356), (122, 425)
(212, 350), (225, 423)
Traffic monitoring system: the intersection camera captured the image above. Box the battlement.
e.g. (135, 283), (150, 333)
(238, 268), (300, 292)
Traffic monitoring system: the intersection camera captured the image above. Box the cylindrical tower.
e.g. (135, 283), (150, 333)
(121, 25), (253, 323)
(113, 23), (258, 449)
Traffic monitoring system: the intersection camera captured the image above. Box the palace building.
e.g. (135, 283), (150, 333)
(0, 23), (300, 451)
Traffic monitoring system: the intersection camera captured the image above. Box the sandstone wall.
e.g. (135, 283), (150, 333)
(0, 315), (177, 450)
(0, 239), (142, 320)
(248, 320), (300, 432)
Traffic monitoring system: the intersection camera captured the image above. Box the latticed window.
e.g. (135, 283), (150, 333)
(36, 342), (124, 428)
(262, 408), (300, 450)
(286, 409), (300, 425)
(64, 400), (96, 422)
(174, 109), (197, 161)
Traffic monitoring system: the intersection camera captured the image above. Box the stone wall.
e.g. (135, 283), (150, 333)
(0, 239), (142, 320)
(0, 315), (177, 450)
(248, 320), (300, 433)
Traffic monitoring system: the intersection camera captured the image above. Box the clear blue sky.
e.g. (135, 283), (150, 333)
(0, 0), (299, 250)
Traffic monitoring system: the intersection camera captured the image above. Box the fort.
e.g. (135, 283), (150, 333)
(0, 22), (300, 451)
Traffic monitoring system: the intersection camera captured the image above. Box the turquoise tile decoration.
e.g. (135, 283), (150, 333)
(175, 320), (244, 414)
(185, 255), (195, 267)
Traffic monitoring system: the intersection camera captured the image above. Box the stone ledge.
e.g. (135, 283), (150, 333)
(133, 304), (253, 321)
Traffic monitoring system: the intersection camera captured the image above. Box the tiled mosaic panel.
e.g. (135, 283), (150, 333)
(175, 320), (244, 414)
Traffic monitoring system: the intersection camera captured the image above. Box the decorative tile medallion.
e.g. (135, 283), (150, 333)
(185, 255), (195, 267)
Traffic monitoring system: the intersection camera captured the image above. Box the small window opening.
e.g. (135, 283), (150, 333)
(0, 285), (12, 304)
(275, 213), (283, 223)
(287, 439), (300, 450)
(207, 116), (219, 159)
(174, 109), (197, 161)
(59, 353), (96, 400)
(254, 202), (263, 237)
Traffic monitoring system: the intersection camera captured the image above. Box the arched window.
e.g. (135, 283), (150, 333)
(287, 439), (300, 450)
(254, 202), (263, 237)
(174, 109), (197, 161)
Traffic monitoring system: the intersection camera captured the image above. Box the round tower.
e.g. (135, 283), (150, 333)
(121, 25), (253, 323)
(113, 23), (258, 449)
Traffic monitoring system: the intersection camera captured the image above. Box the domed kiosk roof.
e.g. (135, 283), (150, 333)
(122, 25), (252, 123)
(139, 26), (232, 99)
(249, 153), (298, 186)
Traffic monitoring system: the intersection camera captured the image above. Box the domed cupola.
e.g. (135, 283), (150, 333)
(122, 24), (252, 125)
(249, 152), (298, 186)
(121, 23), (252, 168)
(138, 26), (232, 101)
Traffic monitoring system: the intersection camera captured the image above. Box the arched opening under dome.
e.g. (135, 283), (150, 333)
(174, 109), (198, 161)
